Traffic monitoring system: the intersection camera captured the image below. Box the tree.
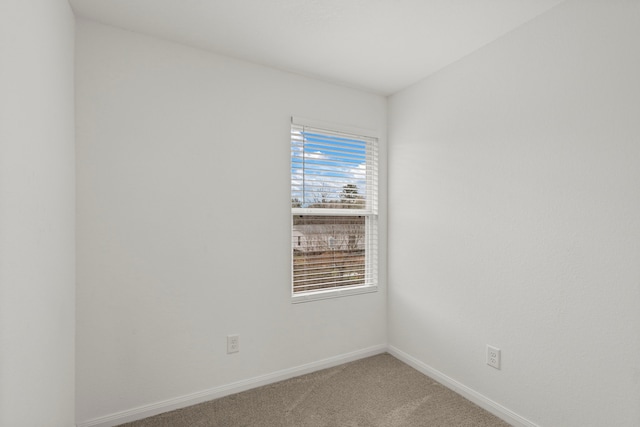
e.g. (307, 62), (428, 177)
(340, 184), (364, 208)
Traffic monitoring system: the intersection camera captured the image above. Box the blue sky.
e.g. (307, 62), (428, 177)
(291, 130), (369, 208)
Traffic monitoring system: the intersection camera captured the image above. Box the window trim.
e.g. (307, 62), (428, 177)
(291, 116), (379, 140)
(290, 117), (379, 303)
(291, 281), (378, 303)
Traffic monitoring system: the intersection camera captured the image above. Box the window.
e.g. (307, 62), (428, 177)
(291, 117), (378, 302)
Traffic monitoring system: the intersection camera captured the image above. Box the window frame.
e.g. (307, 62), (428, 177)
(290, 117), (379, 303)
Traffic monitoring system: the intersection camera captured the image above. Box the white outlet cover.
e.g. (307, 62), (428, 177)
(487, 345), (501, 369)
(227, 335), (239, 354)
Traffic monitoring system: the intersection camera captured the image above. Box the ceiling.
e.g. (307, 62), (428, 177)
(69, 0), (565, 95)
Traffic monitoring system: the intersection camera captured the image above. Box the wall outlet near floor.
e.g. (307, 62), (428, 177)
(487, 345), (500, 369)
(227, 334), (239, 354)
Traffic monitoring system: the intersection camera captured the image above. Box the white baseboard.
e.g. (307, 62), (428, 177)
(387, 345), (539, 427)
(76, 344), (387, 427)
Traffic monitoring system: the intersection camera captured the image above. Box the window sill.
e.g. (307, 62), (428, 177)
(291, 284), (378, 304)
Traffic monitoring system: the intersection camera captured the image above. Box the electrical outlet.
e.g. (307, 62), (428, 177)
(227, 335), (239, 354)
(487, 345), (500, 369)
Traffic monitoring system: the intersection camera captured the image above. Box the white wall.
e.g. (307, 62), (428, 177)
(388, 1), (640, 426)
(0, 1), (76, 426)
(75, 19), (387, 424)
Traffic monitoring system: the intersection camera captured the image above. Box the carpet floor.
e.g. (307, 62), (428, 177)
(118, 353), (511, 427)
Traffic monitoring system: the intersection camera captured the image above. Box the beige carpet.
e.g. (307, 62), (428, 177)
(118, 353), (511, 427)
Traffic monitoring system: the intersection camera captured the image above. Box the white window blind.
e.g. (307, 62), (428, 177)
(291, 119), (378, 299)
